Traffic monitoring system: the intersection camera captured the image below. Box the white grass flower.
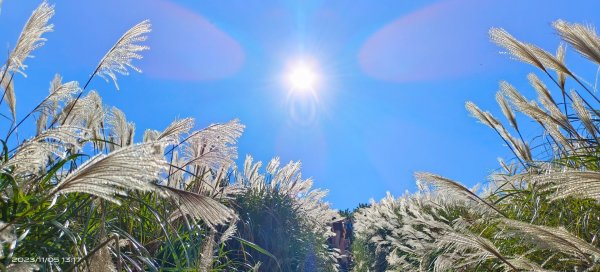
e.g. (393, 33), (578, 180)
(553, 20), (600, 66)
(495, 92), (518, 131)
(571, 90), (598, 140)
(161, 186), (237, 229)
(94, 20), (151, 90)
(490, 28), (545, 71)
(437, 231), (519, 271)
(5, 126), (90, 175)
(3, 78), (15, 120)
(51, 142), (167, 204)
(415, 172), (504, 216)
(107, 107), (135, 148)
(7, 1), (54, 76)
(218, 220), (238, 245)
(502, 219), (600, 264)
(534, 170), (600, 201)
(183, 119), (244, 169)
(157, 118), (194, 143)
(38, 74), (81, 116)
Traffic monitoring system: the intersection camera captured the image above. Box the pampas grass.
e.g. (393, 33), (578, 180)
(353, 19), (600, 272)
(0, 3), (340, 271)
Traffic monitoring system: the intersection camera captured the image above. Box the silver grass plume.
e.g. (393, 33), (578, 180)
(5, 126), (90, 175)
(57, 91), (104, 130)
(157, 118), (194, 143)
(502, 219), (600, 264)
(199, 230), (216, 271)
(465, 101), (494, 128)
(107, 107), (134, 148)
(491, 27), (573, 78)
(500, 81), (576, 151)
(183, 119), (244, 169)
(556, 44), (567, 89)
(530, 74), (576, 134)
(495, 91), (518, 131)
(529, 74), (558, 114)
(143, 129), (160, 142)
(160, 185), (236, 229)
(195, 165), (243, 198)
(571, 90), (598, 140)
(87, 240), (117, 272)
(38, 74), (80, 117)
(500, 81), (555, 126)
(436, 231), (519, 271)
(236, 156), (338, 261)
(36, 113), (47, 136)
(553, 20), (600, 66)
(527, 43), (573, 77)
(5, 263), (40, 272)
(94, 20), (151, 90)
(533, 170), (600, 201)
(415, 172), (505, 216)
(490, 28), (545, 71)
(466, 101), (532, 163)
(0, 221), (16, 252)
(51, 142), (166, 204)
(166, 151), (184, 187)
(6, 1), (54, 76)
(2, 78), (15, 120)
(217, 220), (238, 245)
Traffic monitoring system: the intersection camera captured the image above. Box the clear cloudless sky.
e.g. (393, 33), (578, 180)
(1, 0), (600, 209)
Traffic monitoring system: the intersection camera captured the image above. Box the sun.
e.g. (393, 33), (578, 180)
(287, 62), (318, 92)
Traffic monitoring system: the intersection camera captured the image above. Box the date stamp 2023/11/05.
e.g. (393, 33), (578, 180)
(12, 256), (82, 264)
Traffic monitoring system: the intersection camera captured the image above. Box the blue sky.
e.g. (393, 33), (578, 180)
(2, 0), (600, 209)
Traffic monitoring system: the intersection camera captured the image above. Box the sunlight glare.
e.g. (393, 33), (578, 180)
(287, 62), (317, 92)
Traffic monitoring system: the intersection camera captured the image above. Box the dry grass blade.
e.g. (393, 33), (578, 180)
(7, 1), (54, 75)
(51, 142), (166, 204)
(502, 219), (600, 263)
(94, 20), (151, 90)
(415, 172), (505, 216)
(160, 185), (236, 229)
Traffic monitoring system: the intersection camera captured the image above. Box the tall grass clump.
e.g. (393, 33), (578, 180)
(0, 2), (339, 271)
(220, 156), (340, 271)
(352, 20), (600, 271)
